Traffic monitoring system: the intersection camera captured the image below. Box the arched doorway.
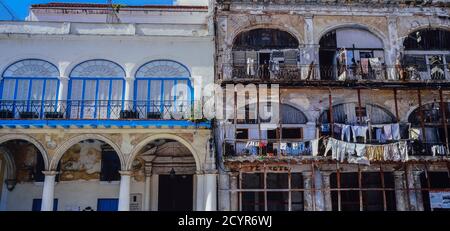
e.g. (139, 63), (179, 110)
(319, 27), (385, 80)
(53, 139), (122, 211)
(402, 28), (450, 81)
(232, 28), (300, 80)
(130, 138), (197, 211)
(0, 139), (47, 211)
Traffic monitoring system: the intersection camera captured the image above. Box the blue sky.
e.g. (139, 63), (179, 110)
(0, 0), (174, 20)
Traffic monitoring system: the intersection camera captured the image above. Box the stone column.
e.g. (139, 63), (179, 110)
(301, 14), (318, 80)
(386, 16), (400, 80)
(57, 76), (69, 114)
(321, 172), (332, 211)
(393, 171), (407, 211)
(302, 172), (313, 211)
(150, 174), (159, 211)
(204, 171), (217, 211)
(41, 171), (58, 211)
(218, 173), (230, 211)
(143, 164), (152, 211)
(195, 171), (205, 211)
(230, 172), (239, 211)
(58, 76), (69, 100)
(124, 77), (134, 110)
(413, 171), (424, 211)
(118, 171), (132, 211)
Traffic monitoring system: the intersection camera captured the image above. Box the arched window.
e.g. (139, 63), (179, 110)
(231, 29), (300, 80)
(319, 28), (385, 80)
(319, 103), (396, 125)
(134, 60), (192, 119)
(402, 28), (450, 81)
(281, 104), (308, 124)
(1, 59), (60, 118)
(68, 60), (125, 119)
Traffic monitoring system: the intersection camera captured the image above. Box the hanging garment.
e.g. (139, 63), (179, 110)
(324, 138), (333, 157)
(311, 139), (319, 156)
(360, 58), (370, 74)
(342, 124), (352, 142)
(280, 142), (287, 150)
(375, 127), (384, 143)
(398, 141), (408, 161)
(348, 144), (370, 165)
(366, 145), (384, 161)
(383, 143), (401, 162)
(431, 145), (447, 156)
(334, 124), (342, 139)
(383, 124), (393, 140)
(391, 123), (400, 140)
(410, 128), (421, 140)
(321, 124), (330, 132)
(247, 58), (255, 76)
(335, 140), (348, 163)
(351, 125), (368, 143)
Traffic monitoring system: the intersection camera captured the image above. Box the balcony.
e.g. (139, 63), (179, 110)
(0, 100), (209, 128)
(217, 0), (448, 6)
(223, 138), (449, 162)
(221, 63), (450, 84)
(223, 139), (313, 160)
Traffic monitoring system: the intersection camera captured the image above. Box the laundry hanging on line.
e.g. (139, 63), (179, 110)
(324, 137), (408, 165)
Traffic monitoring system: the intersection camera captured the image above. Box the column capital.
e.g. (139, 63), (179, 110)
(393, 171), (406, 177)
(58, 76), (70, 81)
(119, 170), (132, 176)
(304, 13), (314, 19)
(302, 171), (313, 178)
(204, 169), (218, 175)
(229, 172), (239, 178)
(321, 171), (333, 177)
(42, 171), (59, 176)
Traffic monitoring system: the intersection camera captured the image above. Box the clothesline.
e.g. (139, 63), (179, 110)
(323, 137), (409, 165)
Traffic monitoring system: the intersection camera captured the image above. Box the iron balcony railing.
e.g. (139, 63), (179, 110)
(223, 139), (449, 158)
(223, 139), (312, 158)
(0, 100), (199, 120)
(222, 64), (450, 82)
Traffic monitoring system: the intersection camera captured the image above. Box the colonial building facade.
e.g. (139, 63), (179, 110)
(1, 0), (450, 212)
(215, 0), (450, 211)
(0, 0), (216, 211)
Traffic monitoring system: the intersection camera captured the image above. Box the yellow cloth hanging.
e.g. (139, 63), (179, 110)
(366, 145), (384, 161)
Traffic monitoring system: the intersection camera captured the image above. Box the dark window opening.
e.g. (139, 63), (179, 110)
(404, 28), (450, 51)
(236, 129), (249, 140)
(242, 173), (263, 189)
(331, 172), (396, 211)
(281, 128), (303, 139)
(100, 145), (121, 182)
(33, 153), (45, 182)
(233, 29), (299, 51)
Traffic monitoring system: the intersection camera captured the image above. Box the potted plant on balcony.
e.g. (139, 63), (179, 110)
(0, 109), (13, 118)
(120, 110), (138, 119)
(19, 111), (39, 119)
(45, 111), (64, 119)
(146, 111), (161, 119)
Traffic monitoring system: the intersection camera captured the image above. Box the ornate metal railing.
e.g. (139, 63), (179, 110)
(222, 64), (450, 82)
(0, 100), (198, 120)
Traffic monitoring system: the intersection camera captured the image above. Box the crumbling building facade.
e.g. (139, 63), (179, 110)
(215, 0), (450, 211)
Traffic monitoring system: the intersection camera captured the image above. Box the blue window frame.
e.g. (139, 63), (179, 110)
(134, 60), (194, 119)
(97, 198), (119, 211)
(68, 60), (125, 119)
(32, 198), (58, 211)
(0, 59), (60, 118)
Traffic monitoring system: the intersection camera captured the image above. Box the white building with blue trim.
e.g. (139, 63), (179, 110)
(0, 0), (216, 211)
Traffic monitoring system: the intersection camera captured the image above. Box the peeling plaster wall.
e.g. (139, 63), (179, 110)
(4, 142), (40, 183)
(59, 141), (102, 181)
